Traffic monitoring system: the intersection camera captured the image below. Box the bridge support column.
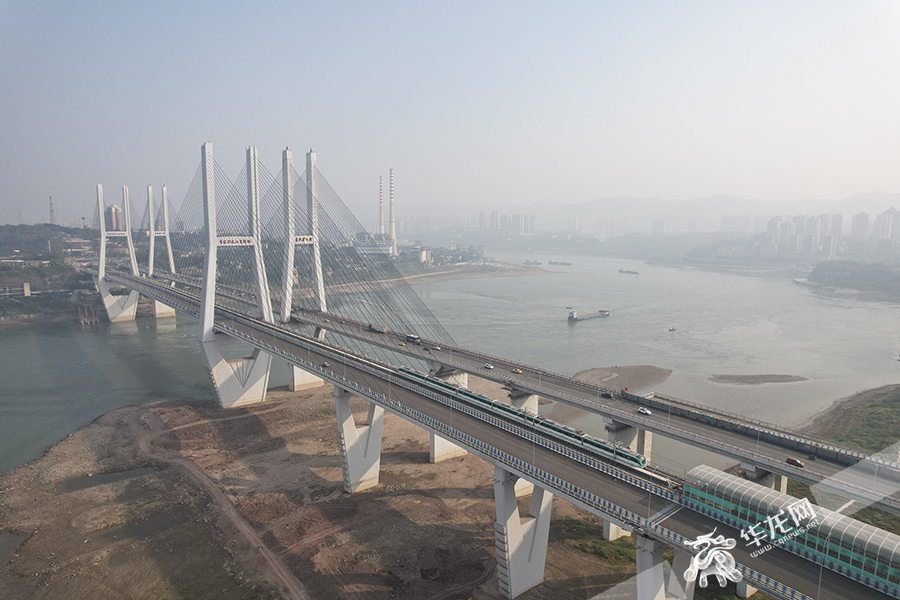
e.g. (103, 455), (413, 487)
(334, 386), (384, 493)
(604, 418), (653, 464)
(152, 300), (176, 319)
(667, 549), (696, 600)
(428, 364), (468, 463)
(200, 334), (272, 408)
(635, 535), (666, 600)
(508, 389), (538, 415)
(603, 521), (630, 541)
(94, 277), (139, 322)
(493, 466), (553, 599)
(741, 463), (787, 493)
(736, 580), (758, 598)
(289, 365), (323, 391)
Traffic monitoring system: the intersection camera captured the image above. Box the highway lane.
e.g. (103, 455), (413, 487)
(290, 312), (900, 513)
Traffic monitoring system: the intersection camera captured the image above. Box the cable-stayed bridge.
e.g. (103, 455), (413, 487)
(91, 143), (900, 600)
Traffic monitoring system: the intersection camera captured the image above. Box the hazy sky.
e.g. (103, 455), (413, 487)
(1, 1), (899, 226)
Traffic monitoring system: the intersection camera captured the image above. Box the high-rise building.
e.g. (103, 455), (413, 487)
(830, 214), (843, 239)
(105, 205), (123, 231)
(388, 169), (397, 257)
(850, 213), (869, 241)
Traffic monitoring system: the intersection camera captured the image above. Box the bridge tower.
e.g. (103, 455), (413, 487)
(145, 185), (176, 318)
(278, 148), (328, 391)
(94, 184), (141, 322)
(198, 142), (273, 408)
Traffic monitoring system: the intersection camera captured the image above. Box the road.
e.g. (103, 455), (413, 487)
(290, 311), (900, 514)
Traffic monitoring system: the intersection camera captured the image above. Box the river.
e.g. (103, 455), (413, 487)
(2, 252), (898, 477)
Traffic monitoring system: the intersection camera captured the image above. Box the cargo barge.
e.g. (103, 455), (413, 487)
(568, 309), (610, 321)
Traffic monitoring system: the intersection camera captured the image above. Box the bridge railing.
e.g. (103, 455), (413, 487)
(110, 273), (899, 600)
(644, 391), (895, 468)
(109, 272), (900, 514)
(398, 317), (898, 471)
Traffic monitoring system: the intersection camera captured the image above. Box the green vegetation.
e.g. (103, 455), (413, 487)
(819, 388), (900, 453)
(0, 223), (92, 256)
(551, 516), (636, 564)
(808, 260), (900, 296)
(0, 293), (76, 317)
(550, 517), (774, 599)
(552, 515), (605, 539)
(0, 259), (91, 291)
(575, 537), (636, 563)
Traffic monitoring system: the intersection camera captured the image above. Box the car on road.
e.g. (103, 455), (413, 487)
(512, 368), (523, 374)
(398, 342), (406, 346)
(637, 407), (652, 415)
(786, 457), (806, 468)
(321, 362), (331, 368)
(484, 363), (494, 370)
(601, 392), (613, 399)
(431, 346), (441, 351)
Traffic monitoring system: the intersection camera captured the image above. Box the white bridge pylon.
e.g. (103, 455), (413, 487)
(94, 184), (140, 321)
(198, 142), (326, 408)
(94, 182), (178, 321)
(279, 147), (325, 392)
(146, 184), (176, 318)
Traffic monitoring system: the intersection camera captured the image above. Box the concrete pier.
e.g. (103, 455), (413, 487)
(507, 387), (538, 415)
(493, 466), (553, 598)
(737, 580), (758, 598)
(428, 363), (468, 462)
(200, 334), (271, 408)
(667, 550), (696, 600)
(334, 386), (384, 493)
(741, 462), (787, 493)
(604, 417), (653, 464)
(635, 535), (667, 600)
(152, 300), (176, 318)
(289, 365), (324, 391)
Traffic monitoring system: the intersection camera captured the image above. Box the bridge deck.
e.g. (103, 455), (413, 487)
(105, 271), (896, 599)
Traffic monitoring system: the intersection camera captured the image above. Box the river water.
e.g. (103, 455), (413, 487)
(2, 252), (899, 477)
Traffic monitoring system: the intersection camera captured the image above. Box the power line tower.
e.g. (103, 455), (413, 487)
(48, 196), (57, 225)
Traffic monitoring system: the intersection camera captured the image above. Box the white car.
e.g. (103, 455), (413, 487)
(484, 363), (494, 370)
(432, 346), (441, 351)
(637, 407), (652, 415)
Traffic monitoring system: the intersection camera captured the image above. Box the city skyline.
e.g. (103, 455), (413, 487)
(1, 2), (899, 227)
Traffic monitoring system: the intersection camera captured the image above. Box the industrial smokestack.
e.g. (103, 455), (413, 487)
(389, 168), (397, 257)
(378, 175), (384, 235)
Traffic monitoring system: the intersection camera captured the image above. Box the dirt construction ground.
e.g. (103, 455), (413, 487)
(0, 378), (757, 599)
